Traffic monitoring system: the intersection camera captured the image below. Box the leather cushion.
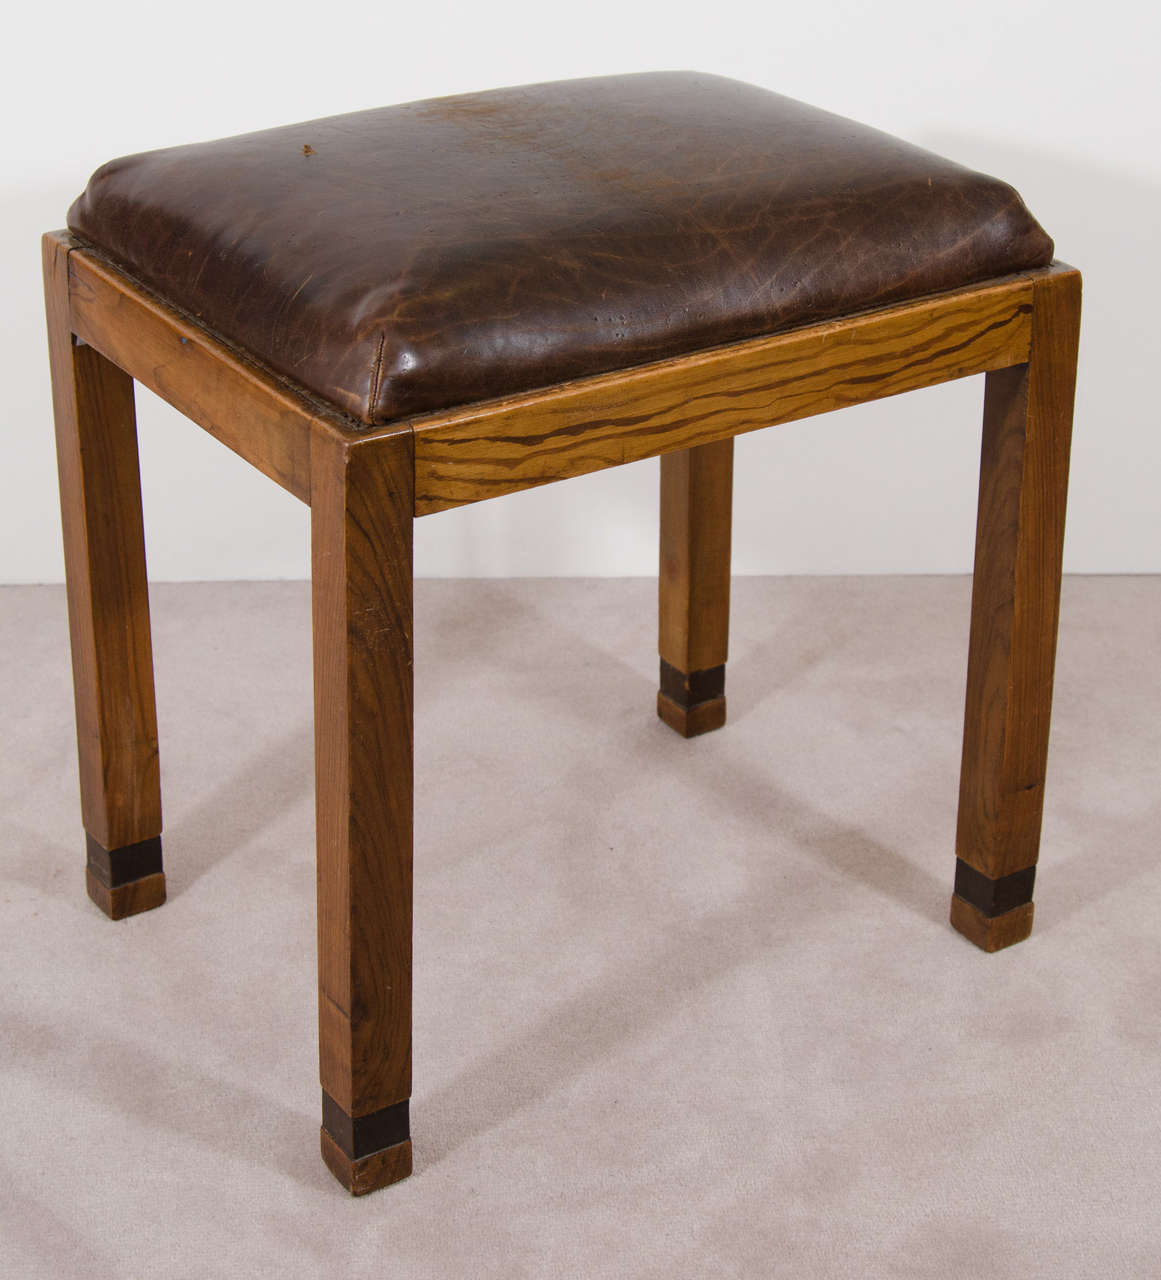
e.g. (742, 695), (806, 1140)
(68, 72), (1053, 425)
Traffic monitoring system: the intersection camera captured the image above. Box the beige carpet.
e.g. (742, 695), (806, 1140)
(2, 576), (1158, 1279)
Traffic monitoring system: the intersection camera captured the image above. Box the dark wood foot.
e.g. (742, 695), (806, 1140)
(953, 859), (1035, 915)
(656, 659), (726, 738)
(84, 832), (166, 919)
(949, 859), (1035, 951)
(320, 1093), (412, 1195)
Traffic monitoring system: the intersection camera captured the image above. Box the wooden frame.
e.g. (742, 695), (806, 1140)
(43, 229), (1081, 1193)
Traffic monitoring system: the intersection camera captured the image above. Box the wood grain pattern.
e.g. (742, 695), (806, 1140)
(657, 439), (733, 737)
(311, 427), (414, 1119)
(409, 271), (1046, 514)
(955, 266), (1081, 890)
(43, 232), (163, 857)
(58, 232), (333, 504)
(659, 440), (734, 674)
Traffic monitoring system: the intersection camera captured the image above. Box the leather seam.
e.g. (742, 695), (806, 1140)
(367, 333), (387, 421)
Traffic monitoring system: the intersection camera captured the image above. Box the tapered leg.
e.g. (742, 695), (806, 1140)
(43, 233), (164, 920)
(658, 438), (734, 737)
(311, 428), (414, 1194)
(952, 268), (1081, 952)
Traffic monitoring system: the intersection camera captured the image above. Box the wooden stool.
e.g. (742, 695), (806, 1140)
(44, 73), (1080, 1195)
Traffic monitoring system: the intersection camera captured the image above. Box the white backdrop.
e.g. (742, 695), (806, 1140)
(4, 0), (1158, 582)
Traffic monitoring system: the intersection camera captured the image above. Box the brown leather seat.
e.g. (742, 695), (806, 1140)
(68, 72), (1053, 426)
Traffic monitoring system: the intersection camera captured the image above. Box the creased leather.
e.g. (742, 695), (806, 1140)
(68, 72), (1054, 425)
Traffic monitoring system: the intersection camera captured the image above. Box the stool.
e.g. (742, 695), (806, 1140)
(44, 72), (1080, 1196)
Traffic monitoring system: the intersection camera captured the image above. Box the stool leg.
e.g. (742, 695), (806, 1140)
(952, 268), (1081, 952)
(311, 430), (414, 1194)
(43, 235), (164, 920)
(658, 439), (733, 737)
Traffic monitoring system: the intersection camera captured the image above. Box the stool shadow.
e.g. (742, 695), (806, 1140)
(417, 832), (804, 1167)
(0, 1005), (322, 1193)
(162, 722), (314, 893)
(430, 578), (950, 914)
(415, 582), (959, 1166)
(2, 822), (90, 902)
(1, 1182), (120, 1277)
(418, 749), (948, 1168)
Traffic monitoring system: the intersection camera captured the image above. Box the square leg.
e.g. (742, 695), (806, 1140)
(658, 439), (733, 738)
(953, 268), (1081, 951)
(43, 234), (164, 918)
(311, 428), (415, 1194)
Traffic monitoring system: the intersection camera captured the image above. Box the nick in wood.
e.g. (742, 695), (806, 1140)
(45, 73), (1080, 1194)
